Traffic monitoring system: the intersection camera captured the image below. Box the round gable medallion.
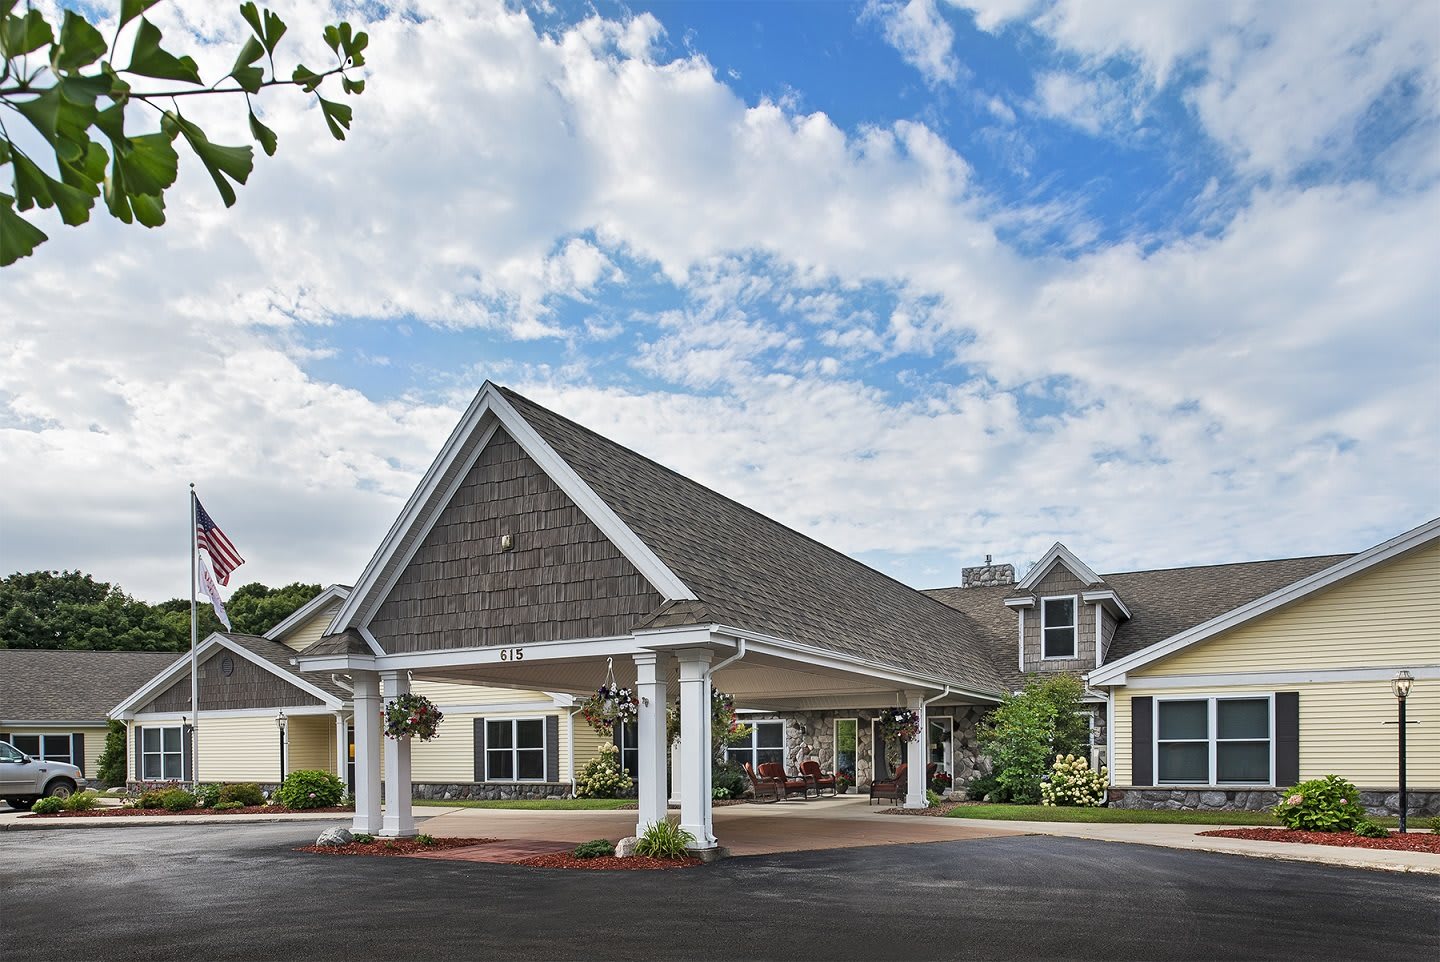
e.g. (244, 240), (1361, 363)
(220, 655), (235, 677)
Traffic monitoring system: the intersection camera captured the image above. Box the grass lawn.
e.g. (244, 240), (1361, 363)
(943, 804), (1406, 828)
(413, 798), (634, 811)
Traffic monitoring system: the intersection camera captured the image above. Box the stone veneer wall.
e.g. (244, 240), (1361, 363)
(769, 707), (993, 788)
(412, 782), (570, 801)
(1108, 787), (1440, 818)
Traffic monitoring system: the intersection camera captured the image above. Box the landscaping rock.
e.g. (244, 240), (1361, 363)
(615, 836), (639, 858)
(316, 827), (353, 847)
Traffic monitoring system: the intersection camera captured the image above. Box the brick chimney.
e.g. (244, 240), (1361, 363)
(961, 554), (1015, 588)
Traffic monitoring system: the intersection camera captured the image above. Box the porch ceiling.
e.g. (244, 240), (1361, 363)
(408, 646), (994, 711)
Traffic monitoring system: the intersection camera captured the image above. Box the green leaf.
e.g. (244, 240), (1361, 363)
(1, 8), (52, 57)
(291, 63), (323, 92)
(318, 97), (352, 141)
(0, 193), (50, 267)
(248, 109), (277, 157)
(59, 73), (113, 108)
(54, 10), (107, 72)
(229, 35), (265, 92)
(323, 24), (341, 57)
(118, 0), (162, 32)
(12, 152), (95, 226)
(94, 103), (126, 144)
(163, 112), (253, 207)
(239, 3), (287, 55)
(341, 76), (365, 95)
(129, 191), (166, 228)
(126, 18), (202, 84)
(116, 132), (179, 197)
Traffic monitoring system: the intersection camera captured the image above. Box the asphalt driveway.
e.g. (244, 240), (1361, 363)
(2, 822), (1435, 961)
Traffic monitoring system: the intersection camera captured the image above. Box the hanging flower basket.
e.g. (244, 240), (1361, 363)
(878, 707), (922, 744)
(580, 684), (638, 737)
(384, 693), (444, 741)
(666, 689), (751, 751)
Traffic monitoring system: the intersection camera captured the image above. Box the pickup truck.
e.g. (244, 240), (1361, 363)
(0, 739), (87, 810)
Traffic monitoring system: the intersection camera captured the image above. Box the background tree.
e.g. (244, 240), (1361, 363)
(96, 719), (128, 787)
(976, 674), (1092, 804)
(0, 569), (321, 650)
(1, 0), (368, 266)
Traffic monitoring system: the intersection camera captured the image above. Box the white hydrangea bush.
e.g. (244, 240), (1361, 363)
(574, 742), (635, 799)
(1039, 754), (1108, 807)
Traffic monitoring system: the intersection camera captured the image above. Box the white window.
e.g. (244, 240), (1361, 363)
(616, 720), (639, 778)
(1041, 596), (1077, 658)
(485, 718), (545, 781)
(141, 726), (184, 780)
(6, 734), (74, 765)
(725, 721), (785, 771)
(1156, 696), (1272, 785)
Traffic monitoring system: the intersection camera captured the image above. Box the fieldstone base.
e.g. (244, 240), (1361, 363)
(412, 782), (571, 801)
(1108, 787), (1440, 818)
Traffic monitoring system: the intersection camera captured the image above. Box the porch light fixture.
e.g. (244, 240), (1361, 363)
(1392, 671), (1413, 833)
(276, 710), (288, 783)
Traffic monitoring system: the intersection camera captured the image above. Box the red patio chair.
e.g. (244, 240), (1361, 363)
(758, 762), (812, 800)
(799, 760), (838, 796)
(869, 763), (908, 805)
(744, 762), (782, 803)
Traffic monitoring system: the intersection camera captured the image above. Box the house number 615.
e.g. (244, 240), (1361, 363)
(498, 648), (525, 661)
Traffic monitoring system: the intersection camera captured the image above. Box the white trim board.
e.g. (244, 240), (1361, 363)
(131, 705), (345, 723)
(111, 634), (346, 718)
(264, 584), (351, 642)
(1113, 665), (1440, 690)
(1017, 543), (1103, 591)
(1091, 517), (1440, 685)
(327, 382), (697, 647)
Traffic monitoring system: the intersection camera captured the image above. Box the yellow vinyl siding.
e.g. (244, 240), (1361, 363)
(286, 715), (337, 773)
(1112, 681), (1439, 787)
(275, 600), (344, 652)
(193, 716), (282, 783)
(411, 709), (574, 783)
(409, 681), (555, 707)
(571, 714), (609, 776)
(1147, 542), (1440, 675)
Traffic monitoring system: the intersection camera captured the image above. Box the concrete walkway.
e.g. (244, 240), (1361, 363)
(979, 818), (1440, 874)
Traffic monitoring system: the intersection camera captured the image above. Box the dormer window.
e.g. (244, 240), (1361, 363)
(1042, 597), (1077, 658)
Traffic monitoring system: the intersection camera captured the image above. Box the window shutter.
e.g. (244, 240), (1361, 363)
(473, 717), (486, 782)
(1275, 692), (1299, 787)
(545, 715), (560, 783)
(133, 726), (142, 782)
(1131, 697), (1153, 786)
(71, 733), (85, 774)
(182, 726), (193, 782)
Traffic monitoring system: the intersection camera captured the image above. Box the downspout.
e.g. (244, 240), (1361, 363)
(566, 705), (583, 798)
(709, 637), (747, 675)
(330, 674), (353, 694)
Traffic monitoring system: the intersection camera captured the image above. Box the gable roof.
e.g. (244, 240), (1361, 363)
(1013, 542), (1104, 592)
(1090, 518), (1439, 683)
(263, 584), (351, 642)
(497, 387), (1005, 693)
(0, 650), (179, 724)
(111, 633), (349, 717)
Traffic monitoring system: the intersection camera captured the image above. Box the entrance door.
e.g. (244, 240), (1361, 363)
(346, 725), (355, 794)
(833, 719), (857, 785)
(928, 716), (954, 787)
(870, 720), (900, 782)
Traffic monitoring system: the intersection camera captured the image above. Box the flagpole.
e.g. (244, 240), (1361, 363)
(190, 483), (200, 789)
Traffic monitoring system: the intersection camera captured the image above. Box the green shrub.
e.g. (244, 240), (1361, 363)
(31, 796), (65, 814)
(977, 675), (1091, 805)
(1427, 815), (1440, 834)
(634, 818), (696, 859)
(415, 833), (436, 847)
(136, 789), (168, 809)
(352, 833), (375, 844)
(1352, 820), (1390, 839)
(964, 772), (1005, 802)
(160, 789), (197, 812)
(212, 801), (244, 811)
(574, 743), (634, 799)
(572, 838), (616, 859)
(218, 782), (265, 807)
(1272, 775), (1366, 832)
(63, 790), (100, 812)
(1039, 754), (1108, 807)
(275, 770), (344, 810)
(194, 783), (222, 808)
(925, 789), (943, 808)
(96, 720), (128, 788)
(711, 761), (747, 800)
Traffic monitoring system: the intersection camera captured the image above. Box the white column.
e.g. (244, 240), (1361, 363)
(351, 672), (382, 834)
(633, 652), (671, 836)
(904, 691), (928, 809)
(668, 736), (683, 807)
(334, 712), (348, 788)
(380, 670), (416, 838)
(676, 648), (715, 849)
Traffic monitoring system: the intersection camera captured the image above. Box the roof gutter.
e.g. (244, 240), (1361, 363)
(709, 638), (747, 675)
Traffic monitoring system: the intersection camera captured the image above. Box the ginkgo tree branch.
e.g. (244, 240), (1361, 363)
(0, 0), (369, 267)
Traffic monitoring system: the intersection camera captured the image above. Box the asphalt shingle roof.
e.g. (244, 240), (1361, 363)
(217, 633), (353, 700)
(0, 649), (180, 723)
(500, 387), (1007, 695)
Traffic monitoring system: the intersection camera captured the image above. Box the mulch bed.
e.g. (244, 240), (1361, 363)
(514, 852), (703, 870)
(1199, 828), (1440, 853)
(26, 805), (353, 818)
(297, 837), (499, 856)
(881, 800), (969, 817)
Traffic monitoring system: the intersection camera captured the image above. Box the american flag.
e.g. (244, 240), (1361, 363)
(195, 498), (245, 585)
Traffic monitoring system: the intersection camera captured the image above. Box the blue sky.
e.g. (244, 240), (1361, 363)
(2, 0), (1438, 600)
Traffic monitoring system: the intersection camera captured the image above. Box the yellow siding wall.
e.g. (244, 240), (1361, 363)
(276, 600), (344, 652)
(195, 716), (283, 783)
(287, 715), (337, 773)
(410, 708), (576, 782)
(1112, 541), (1440, 787)
(1148, 542), (1439, 675)
(572, 714), (608, 776)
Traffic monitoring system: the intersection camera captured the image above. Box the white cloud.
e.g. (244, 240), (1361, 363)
(865, 0), (963, 87)
(1, 0), (1435, 602)
(1031, 70), (1141, 136)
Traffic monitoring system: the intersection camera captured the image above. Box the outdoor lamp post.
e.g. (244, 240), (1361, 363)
(1391, 670), (1412, 833)
(276, 710), (288, 785)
